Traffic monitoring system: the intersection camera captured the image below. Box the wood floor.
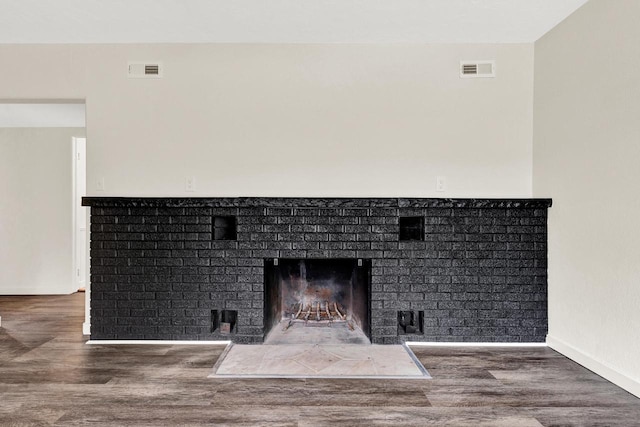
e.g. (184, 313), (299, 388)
(1, 294), (639, 426)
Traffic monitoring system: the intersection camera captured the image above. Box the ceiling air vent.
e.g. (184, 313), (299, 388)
(460, 61), (495, 78)
(128, 62), (163, 79)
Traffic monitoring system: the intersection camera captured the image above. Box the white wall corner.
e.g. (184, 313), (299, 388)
(82, 322), (90, 336)
(547, 335), (640, 399)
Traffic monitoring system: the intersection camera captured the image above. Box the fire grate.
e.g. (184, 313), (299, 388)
(282, 301), (355, 331)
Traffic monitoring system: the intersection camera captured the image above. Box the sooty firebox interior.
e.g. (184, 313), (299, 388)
(264, 259), (371, 344)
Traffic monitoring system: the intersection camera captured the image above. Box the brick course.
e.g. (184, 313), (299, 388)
(85, 197), (551, 344)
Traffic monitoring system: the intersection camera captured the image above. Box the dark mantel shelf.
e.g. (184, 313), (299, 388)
(82, 197), (552, 209)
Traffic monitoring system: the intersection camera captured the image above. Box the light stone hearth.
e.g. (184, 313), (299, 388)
(210, 343), (430, 379)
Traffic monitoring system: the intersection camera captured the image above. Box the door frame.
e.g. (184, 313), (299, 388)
(71, 136), (91, 335)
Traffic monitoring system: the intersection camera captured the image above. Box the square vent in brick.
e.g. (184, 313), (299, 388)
(213, 216), (237, 240)
(399, 217), (424, 241)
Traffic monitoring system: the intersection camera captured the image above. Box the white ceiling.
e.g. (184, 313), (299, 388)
(0, 104), (86, 128)
(0, 0), (589, 44)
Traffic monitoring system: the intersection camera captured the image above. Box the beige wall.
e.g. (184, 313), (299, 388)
(534, 0), (640, 396)
(0, 43), (534, 197)
(0, 127), (85, 294)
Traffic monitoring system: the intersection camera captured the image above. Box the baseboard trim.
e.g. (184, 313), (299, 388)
(82, 322), (90, 336)
(546, 334), (640, 398)
(406, 342), (547, 347)
(86, 340), (232, 345)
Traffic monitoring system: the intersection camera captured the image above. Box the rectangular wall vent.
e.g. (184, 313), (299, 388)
(144, 65), (159, 75)
(460, 60), (495, 78)
(128, 62), (163, 78)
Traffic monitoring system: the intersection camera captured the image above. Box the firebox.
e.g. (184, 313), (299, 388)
(264, 259), (371, 343)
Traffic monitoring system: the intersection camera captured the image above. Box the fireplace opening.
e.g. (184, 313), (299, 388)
(263, 259), (371, 344)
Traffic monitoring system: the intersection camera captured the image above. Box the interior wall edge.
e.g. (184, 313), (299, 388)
(547, 334), (640, 399)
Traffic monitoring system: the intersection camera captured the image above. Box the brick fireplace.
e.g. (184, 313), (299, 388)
(84, 197), (551, 344)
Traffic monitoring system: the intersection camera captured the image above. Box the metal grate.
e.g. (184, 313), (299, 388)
(144, 64), (160, 75)
(460, 61), (495, 78)
(462, 64), (478, 75)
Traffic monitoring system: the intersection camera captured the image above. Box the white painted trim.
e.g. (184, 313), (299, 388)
(406, 341), (548, 347)
(546, 334), (640, 398)
(82, 322), (90, 336)
(71, 137), (78, 294)
(86, 340), (231, 345)
(0, 290), (73, 296)
(72, 136), (88, 295)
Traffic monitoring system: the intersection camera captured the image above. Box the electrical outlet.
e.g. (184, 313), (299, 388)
(436, 176), (446, 192)
(96, 177), (105, 191)
(185, 176), (196, 192)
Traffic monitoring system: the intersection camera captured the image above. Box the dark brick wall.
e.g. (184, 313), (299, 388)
(86, 198), (550, 344)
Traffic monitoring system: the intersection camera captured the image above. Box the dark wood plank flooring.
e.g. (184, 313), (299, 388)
(1, 293), (639, 426)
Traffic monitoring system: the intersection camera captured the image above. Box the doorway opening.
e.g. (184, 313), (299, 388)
(0, 101), (88, 332)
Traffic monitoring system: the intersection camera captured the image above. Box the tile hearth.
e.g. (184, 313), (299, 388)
(210, 343), (430, 379)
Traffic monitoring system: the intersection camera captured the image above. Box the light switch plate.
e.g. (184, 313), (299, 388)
(96, 177), (105, 191)
(436, 176), (446, 192)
